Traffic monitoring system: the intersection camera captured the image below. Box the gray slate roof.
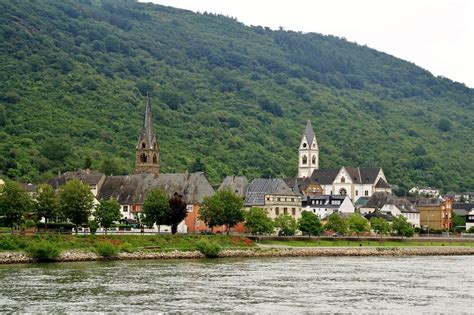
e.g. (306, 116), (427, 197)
(365, 192), (418, 213)
(310, 167), (383, 185)
(48, 170), (105, 189)
(97, 172), (214, 205)
(218, 176), (248, 198)
(304, 119), (316, 144)
(245, 178), (296, 206)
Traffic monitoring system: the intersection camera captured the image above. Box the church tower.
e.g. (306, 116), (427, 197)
(298, 119), (319, 178)
(135, 95), (160, 175)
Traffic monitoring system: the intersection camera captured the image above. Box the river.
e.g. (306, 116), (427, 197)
(0, 256), (472, 313)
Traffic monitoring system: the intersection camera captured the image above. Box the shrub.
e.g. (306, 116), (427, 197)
(196, 239), (221, 258)
(120, 242), (134, 253)
(26, 241), (61, 262)
(95, 242), (119, 257)
(0, 235), (18, 250)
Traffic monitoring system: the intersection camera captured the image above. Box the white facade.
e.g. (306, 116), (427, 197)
(298, 120), (319, 178)
(380, 204), (420, 228)
(302, 195), (355, 219)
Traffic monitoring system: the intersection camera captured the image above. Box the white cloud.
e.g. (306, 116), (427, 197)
(142, 0), (474, 87)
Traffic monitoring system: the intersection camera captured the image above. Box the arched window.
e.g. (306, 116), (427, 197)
(312, 155), (316, 164)
(302, 155), (307, 165)
(312, 143), (316, 148)
(140, 153), (147, 163)
(153, 154), (157, 164)
(302, 143), (307, 148)
(341, 176), (345, 183)
(142, 142), (146, 149)
(153, 143), (157, 150)
(339, 188), (347, 195)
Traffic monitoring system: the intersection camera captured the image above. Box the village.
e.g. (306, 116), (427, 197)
(1, 96), (474, 236)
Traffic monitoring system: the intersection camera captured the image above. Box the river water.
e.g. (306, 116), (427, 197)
(0, 256), (472, 313)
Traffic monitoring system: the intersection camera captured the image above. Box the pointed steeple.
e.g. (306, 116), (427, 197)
(304, 119), (315, 144)
(143, 93), (154, 149)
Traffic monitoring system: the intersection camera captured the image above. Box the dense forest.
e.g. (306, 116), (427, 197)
(0, 0), (473, 194)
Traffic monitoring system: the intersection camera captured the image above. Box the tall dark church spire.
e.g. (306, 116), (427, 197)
(135, 95), (160, 175)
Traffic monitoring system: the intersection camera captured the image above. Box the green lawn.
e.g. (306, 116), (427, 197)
(0, 234), (254, 253)
(259, 239), (474, 247)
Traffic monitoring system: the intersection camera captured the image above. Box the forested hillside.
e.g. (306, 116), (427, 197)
(1, 0), (473, 193)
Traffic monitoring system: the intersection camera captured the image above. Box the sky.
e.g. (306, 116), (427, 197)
(143, 0), (474, 88)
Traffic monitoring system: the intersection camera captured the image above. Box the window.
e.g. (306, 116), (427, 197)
(277, 197), (281, 202)
(186, 205), (193, 213)
(302, 155), (307, 165)
(292, 208), (296, 215)
(355, 190), (359, 196)
(142, 142), (146, 148)
(341, 176), (345, 183)
(284, 207), (288, 214)
(153, 154), (157, 164)
(291, 198), (295, 202)
(266, 197), (270, 201)
(312, 155), (316, 164)
(140, 153), (147, 163)
(275, 207), (280, 216)
(339, 188), (347, 195)
(123, 206), (128, 212)
(312, 143), (316, 148)
(303, 143), (307, 148)
(365, 190), (369, 196)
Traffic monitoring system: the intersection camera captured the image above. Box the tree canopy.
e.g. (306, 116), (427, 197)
(199, 188), (244, 234)
(59, 179), (94, 234)
(298, 211), (323, 237)
(274, 214), (298, 236)
(95, 198), (121, 234)
(244, 207), (274, 235)
(142, 188), (170, 231)
(0, 181), (32, 231)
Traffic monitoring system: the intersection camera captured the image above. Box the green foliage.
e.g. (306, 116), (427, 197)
(0, 181), (33, 230)
(0, 0), (473, 193)
(392, 215), (415, 237)
(142, 188), (170, 230)
(370, 217), (392, 237)
(95, 198), (121, 233)
(196, 239), (221, 258)
(437, 118), (452, 132)
(0, 235), (18, 250)
(451, 211), (466, 231)
(347, 213), (370, 237)
(244, 207), (274, 235)
(325, 213), (348, 235)
(59, 179), (94, 233)
(200, 189), (244, 234)
(26, 241), (61, 262)
(168, 193), (188, 234)
(274, 214), (298, 236)
(95, 242), (119, 257)
(34, 184), (61, 225)
(298, 211), (323, 237)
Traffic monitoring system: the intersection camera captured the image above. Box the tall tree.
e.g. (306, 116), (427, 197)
(168, 192), (187, 234)
(34, 183), (61, 228)
(59, 179), (94, 235)
(244, 207), (274, 235)
(142, 188), (170, 233)
(274, 214), (298, 236)
(0, 181), (32, 232)
(347, 213), (370, 238)
(325, 212), (348, 236)
(95, 198), (121, 235)
(370, 217), (392, 238)
(200, 188), (244, 234)
(298, 211), (323, 237)
(392, 215), (415, 238)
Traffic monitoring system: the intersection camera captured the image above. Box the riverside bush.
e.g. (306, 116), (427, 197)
(96, 243), (119, 257)
(120, 242), (134, 253)
(26, 241), (61, 261)
(196, 239), (221, 258)
(0, 235), (18, 250)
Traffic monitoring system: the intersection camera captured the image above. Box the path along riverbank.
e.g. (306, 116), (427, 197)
(1, 246), (474, 264)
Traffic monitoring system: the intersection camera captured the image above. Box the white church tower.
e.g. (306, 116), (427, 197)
(298, 119), (319, 178)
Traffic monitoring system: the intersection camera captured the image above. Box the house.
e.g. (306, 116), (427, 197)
(301, 195), (355, 220)
(452, 203), (474, 230)
(218, 176), (248, 198)
(416, 197), (452, 231)
(361, 192), (420, 227)
(284, 177), (324, 196)
(409, 186), (440, 197)
(244, 178), (301, 220)
(48, 169), (106, 198)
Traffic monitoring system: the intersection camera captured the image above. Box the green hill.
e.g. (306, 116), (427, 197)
(0, 0), (473, 194)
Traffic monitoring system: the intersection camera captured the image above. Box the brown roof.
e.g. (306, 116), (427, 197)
(375, 177), (391, 189)
(97, 172), (214, 205)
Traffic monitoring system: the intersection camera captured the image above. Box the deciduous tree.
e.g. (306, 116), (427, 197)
(142, 188), (170, 232)
(298, 211), (323, 237)
(370, 217), (392, 238)
(95, 198), (121, 235)
(244, 207), (274, 235)
(325, 212), (348, 236)
(392, 215), (415, 238)
(274, 214), (298, 236)
(0, 181), (32, 232)
(34, 184), (61, 228)
(347, 213), (369, 238)
(59, 179), (94, 234)
(200, 189), (244, 234)
(169, 192), (187, 234)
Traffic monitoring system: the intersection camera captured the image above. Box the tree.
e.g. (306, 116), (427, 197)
(298, 211), (323, 237)
(34, 184), (61, 228)
(437, 118), (452, 132)
(168, 192), (187, 234)
(347, 213), (370, 238)
(325, 212), (348, 236)
(370, 217), (392, 238)
(0, 181), (32, 232)
(59, 179), (94, 235)
(188, 157), (207, 173)
(274, 214), (298, 236)
(244, 207), (274, 235)
(451, 211), (466, 232)
(200, 188), (244, 234)
(142, 188), (170, 232)
(392, 215), (415, 238)
(95, 198), (121, 235)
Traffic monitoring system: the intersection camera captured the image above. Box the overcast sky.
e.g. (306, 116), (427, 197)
(144, 0), (474, 88)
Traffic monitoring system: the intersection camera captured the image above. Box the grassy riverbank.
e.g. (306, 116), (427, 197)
(258, 239), (474, 247)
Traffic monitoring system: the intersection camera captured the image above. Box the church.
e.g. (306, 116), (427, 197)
(290, 119), (392, 201)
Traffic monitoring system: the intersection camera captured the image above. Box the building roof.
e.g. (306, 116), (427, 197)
(20, 183), (37, 193)
(244, 178), (296, 206)
(97, 172), (214, 205)
(375, 177), (391, 189)
(303, 119), (316, 145)
(364, 211), (394, 222)
(415, 197), (444, 207)
(141, 94), (155, 149)
(284, 177), (319, 195)
(355, 196), (370, 207)
(310, 168), (340, 185)
(365, 192), (418, 213)
(218, 176), (248, 198)
(452, 203), (474, 216)
(310, 167), (383, 185)
(48, 169), (105, 189)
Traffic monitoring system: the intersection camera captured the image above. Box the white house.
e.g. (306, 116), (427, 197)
(410, 186), (440, 197)
(301, 195), (355, 220)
